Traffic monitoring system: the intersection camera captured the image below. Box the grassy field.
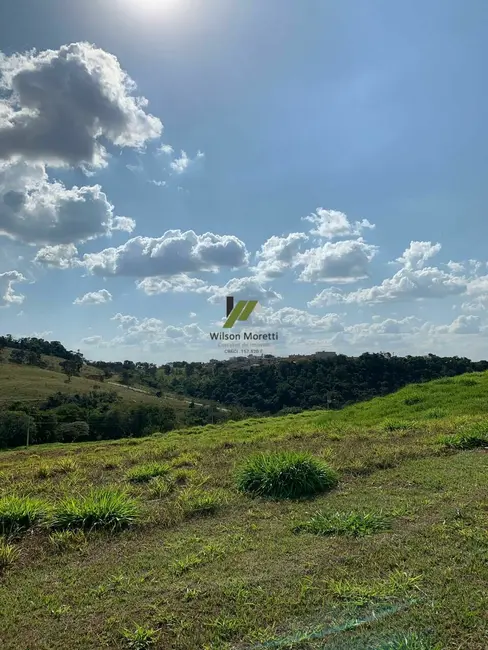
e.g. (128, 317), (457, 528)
(0, 372), (487, 649)
(0, 355), (190, 411)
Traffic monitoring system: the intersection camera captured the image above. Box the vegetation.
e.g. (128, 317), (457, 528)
(236, 451), (339, 499)
(0, 366), (488, 647)
(49, 488), (140, 532)
(294, 510), (391, 537)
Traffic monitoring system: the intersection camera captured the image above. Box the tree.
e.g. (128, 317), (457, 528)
(57, 421), (89, 443)
(10, 349), (26, 364)
(0, 411), (36, 449)
(60, 358), (82, 383)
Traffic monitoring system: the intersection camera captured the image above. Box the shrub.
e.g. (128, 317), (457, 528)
(50, 488), (140, 532)
(294, 510), (390, 537)
(126, 462), (171, 483)
(0, 540), (20, 572)
(236, 451), (338, 499)
(0, 496), (47, 536)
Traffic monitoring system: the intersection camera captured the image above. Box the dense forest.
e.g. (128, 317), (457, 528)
(2, 333), (488, 449)
(135, 352), (488, 415)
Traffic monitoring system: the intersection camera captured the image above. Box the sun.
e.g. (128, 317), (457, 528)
(120, 0), (183, 18)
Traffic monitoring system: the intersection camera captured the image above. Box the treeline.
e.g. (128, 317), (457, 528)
(148, 353), (488, 415)
(0, 389), (237, 449)
(0, 335), (83, 362)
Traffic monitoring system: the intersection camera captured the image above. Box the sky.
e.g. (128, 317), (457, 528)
(0, 0), (488, 363)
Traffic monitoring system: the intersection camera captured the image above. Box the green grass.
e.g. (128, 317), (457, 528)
(50, 488), (140, 532)
(1, 370), (488, 648)
(294, 510), (391, 537)
(236, 451), (339, 499)
(0, 540), (19, 572)
(0, 495), (47, 536)
(126, 462), (171, 483)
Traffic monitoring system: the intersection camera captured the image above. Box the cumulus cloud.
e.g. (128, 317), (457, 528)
(252, 232), (309, 279)
(294, 238), (378, 283)
(0, 269), (27, 306)
(157, 143), (174, 156)
(394, 241), (442, 270)
(137, 274), (211, 295)
(82, 230), (250, 277)
(254, 306), (344, 332)
(170, 149), (204, 174)
(73, 289), (112, 305)
(0, 160), (135, 245)
(303, 208), (375, 240)
(0, 42), (162, 168)
(108, 313), (205, 348)
(309, 266), (467, 307)
(34, 243), (79, 269)
(206, 276), (282, 306)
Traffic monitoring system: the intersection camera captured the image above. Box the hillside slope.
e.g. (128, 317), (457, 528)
(0, 372), (487, 649)
(0, 358), (189, 411)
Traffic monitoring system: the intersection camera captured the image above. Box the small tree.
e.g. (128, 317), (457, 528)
(57, 421), (89, 443)
(10, 349), (26, 364)
(60, 359), (81, 383)
(0, 411), (36, 448)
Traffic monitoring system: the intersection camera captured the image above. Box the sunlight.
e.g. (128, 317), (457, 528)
(122, 0), (182, 17)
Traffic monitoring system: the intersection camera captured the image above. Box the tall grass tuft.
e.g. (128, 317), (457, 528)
(0, 539), (20, 572)
(377, 632), (442, 649)
(294, 510), (391, 537)
(126, 463), (171, 484)
(236, 451), (338, 499)
(50, 487), (140, 532)
(439, 422), (488, 449)
(0, 495), (47, 536)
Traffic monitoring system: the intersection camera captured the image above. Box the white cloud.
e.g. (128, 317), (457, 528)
(137, 274), (211, 295)
(206, 276), (282, 306)
(394, 241), (442, 270)
(253, 232), (309, 279)
(254, 306), (344, 332)
(0, 160), (134, 245)
(309, 266), (467, 307)
(34, 243), (79, 269)
(108, 313), (205, 349)
(170, 150), (204, 174)
(81, 335), (103, 345)
(302, 208), (375, 240)
(447, 260), (465, 273)
(0, 42), (162, 168)
(294, 238), (378, 283)
(73, 289), (112, 305)
(82, 230), (250, 277)
(157, 143), (174, 156)
(0, 270), (27, 307)
(189, 312), (197, 318)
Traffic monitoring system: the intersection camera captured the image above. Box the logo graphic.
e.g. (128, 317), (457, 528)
(223, 296), (258, 328)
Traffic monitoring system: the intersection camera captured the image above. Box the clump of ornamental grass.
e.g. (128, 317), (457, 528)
(126, 463), (171, 484)
(50, 487), (140, 532)
(0, 495), (48, 536)
(236, 451), (338, 499)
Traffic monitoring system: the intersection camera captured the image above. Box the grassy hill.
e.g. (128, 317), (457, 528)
(0, 372), (487, 649)
(0, 353), (192, 412)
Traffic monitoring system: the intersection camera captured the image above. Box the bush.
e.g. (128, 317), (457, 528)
(236, 451), (338, 499)
(126, 463), (171, 483)
(294, 510), (390, 537)
(0, 496), (47, 536)
(50, 488), (140, 532)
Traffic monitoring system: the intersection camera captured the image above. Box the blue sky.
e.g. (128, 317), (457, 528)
(1, 0), (488, 362)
